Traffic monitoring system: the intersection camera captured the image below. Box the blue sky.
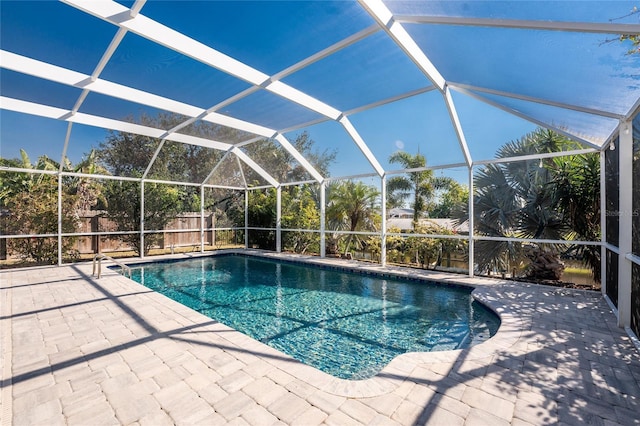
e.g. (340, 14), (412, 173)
(1, 1), (638, 181)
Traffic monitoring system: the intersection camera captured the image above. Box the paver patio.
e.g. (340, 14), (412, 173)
(1, 252), (639, 425)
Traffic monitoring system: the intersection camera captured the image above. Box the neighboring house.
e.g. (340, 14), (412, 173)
(387, 208), (414, 219)
(386, 208), (468, 234)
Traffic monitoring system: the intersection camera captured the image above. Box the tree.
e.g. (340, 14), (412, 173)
(547, 153), (601, 280)
(102, 178), (182, 256)
(5, 179), (80, 264)
(246, 188), (277, 250)
(470, 128), (600, 281)
(241, 132), (335, 183)
(326, 180), (380, 255)
(98, 112), (229, 212)
(607, 6), (640, 54)
(387, 152), (433, 229)
(281, 185), (321, 254)
(430, 179), (469, 218)
(97, 113), (224, 182)
(1, 150), (79, 264)
(387, 152), (451, 228)
(240, 132), (336, 250)
(96, 113), (231, 254)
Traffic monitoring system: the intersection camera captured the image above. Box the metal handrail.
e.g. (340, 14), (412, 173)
(92, 253), (132, 279)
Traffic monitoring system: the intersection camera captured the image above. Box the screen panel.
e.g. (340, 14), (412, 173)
(405, 23), (640, 117)
(282, 31), (431, 111)
(140, 0), (376, 75)
(100, 32), (251, 109)
(468, 91), (619, 148)
(349, 90), (467, 169)
(385, 0), (639, 24)
(1, 0), (117, 74)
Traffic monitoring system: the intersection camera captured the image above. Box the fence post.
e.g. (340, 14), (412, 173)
(91, 214), (100, 254)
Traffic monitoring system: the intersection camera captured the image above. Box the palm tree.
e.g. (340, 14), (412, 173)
(0, 149), (59, 200)
(546, 151), (601, 280)
(471, 128), (600, 280)
(387, 152), (453, 229)
(326, 180), (380, 255)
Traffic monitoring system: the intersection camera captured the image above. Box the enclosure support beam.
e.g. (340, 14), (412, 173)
(276, 186), (282, 253)
(380, 175), (387, 267)
(339, 116), (385, 177)
(244, 190), (249, 249)
(58, 174), (63, 266)
(359, 0), (446, 91)
(468, 166), (475, 277)
(140, 181), (145, 259)
(320, 182), (326, 258)
(200, 185), (205, 253)
(444, 88), (472, 167)
(274, 134), (324, 183)
(600, 150), (607, 297)
(618, 120), (633, 328)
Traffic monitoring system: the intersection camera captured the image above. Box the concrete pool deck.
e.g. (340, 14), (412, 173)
(1, 252), (639, 425)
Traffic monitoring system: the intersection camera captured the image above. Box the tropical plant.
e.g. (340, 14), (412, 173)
(0, 149), (58, 200)
(233, 132), (335, 251)
(59, 149), (109, 211)
(387, 152), (433, 228)
(326, 180), (380, 255)
(95, 113), (237, 253)
(246, 188), (277, 250)
(430, 179), (469, 218)
(469, 128), (601, 281)
(281, 185), (321, 254)
(4, 179), (80, 264)
(387, 152), (454, 228)
(546, 153), (601, 280)
(0, 150), (79, 264)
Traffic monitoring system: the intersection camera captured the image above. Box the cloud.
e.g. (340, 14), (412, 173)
(394, 140), (405, 150)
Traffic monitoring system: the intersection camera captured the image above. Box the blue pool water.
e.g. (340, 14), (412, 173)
(127, 255), (500, 379)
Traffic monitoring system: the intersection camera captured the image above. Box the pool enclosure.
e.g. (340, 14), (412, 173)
(1, 1), (639, 340)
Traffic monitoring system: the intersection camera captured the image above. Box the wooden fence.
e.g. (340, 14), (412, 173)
(73, 211), (214, 254)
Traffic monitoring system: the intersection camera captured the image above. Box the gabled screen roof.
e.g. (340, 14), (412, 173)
(2, 0), (639, 188)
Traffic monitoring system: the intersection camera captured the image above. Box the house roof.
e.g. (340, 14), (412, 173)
(387, 217), (469, 233)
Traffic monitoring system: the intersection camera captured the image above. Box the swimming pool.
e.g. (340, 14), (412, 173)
(126, 254), (500, 380)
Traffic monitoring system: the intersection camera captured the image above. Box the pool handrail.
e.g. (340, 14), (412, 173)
(92, 253), (132, 279)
